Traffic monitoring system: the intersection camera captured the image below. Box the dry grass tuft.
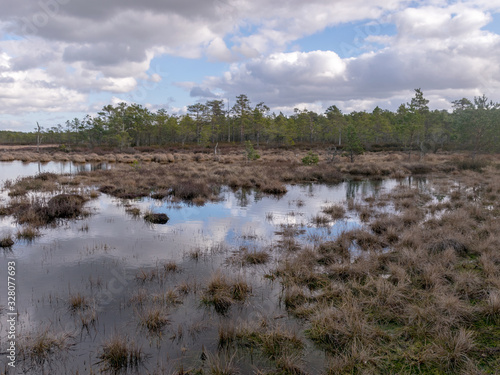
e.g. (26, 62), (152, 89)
(19, 329), (73, 367)
(137, 306), (170, 333)
(241, 249), (270, 265)
(98, 335), (144, 372)
(206, 350), (238, 375)
(202, 271), (251, 314)
(433, 329), (476, 372)
(68, 292), (89, 311)
(0, 235), (14, 247)
(16, 225), (41, 241)
(307, 300), (378, 353)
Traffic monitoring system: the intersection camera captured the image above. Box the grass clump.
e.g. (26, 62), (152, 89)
(322, 204), (346, 219)
(162, 261), (179, 273)
(19, 329), (73, 367)
(241, 249), (270, 265)
(261, 181), (288, 195)
(453, 158), (489, 172)
(144, 212), (169, 224)
(206, 350), (238, 375)
(11, 194), (86, 228)
(0, 235), (14, 247)
(236, 324), (304, 361)
(125, 206), (141, 217)
(302, 151), (319, 165)
(312, 214), (330, 226)
(98, 336), (144, 372)
(307, 301), (378, 353)
(202, 271), (250, 314)
(16, 226), (41, 241)
(137, 306), (170, 333)
(68, 292), (89, 311)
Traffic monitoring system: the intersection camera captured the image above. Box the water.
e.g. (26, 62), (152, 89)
(0, 161), (110, 183)
(0, 162), (419, 374)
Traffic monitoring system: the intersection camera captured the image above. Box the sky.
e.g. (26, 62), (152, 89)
(1, 0), (500, 132)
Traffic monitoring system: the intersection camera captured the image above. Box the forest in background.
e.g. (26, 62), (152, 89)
(1, 90), (499, 156)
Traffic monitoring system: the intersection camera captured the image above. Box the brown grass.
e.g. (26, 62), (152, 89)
(241, 249), (270, 265)
(68, 292), (89, 311)
(97, 335), (144, 372)
(201, 271), (251, 314)
(322, 204), (346, 219)
(143, 211), (169, 224)
(2, 149), (500, 372)
(0, 235), (14, 247)
(137, 306), (170, 333)
(19, 329), (73, 367)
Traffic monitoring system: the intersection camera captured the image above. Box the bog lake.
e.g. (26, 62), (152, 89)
(0, 161), (432, 374)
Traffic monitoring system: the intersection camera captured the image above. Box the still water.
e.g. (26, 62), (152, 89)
(0, 161), (411, 374)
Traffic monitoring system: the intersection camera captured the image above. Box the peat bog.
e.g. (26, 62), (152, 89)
(0, 149), (499, 374)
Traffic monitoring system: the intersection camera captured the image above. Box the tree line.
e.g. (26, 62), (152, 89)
(1, 89), (499, 156)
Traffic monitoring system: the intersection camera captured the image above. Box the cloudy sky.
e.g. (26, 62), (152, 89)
(1, 0), (500, 131)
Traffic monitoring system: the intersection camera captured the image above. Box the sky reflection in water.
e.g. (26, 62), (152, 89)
(0, 161), (406, 374)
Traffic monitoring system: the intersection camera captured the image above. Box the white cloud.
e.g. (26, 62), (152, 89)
(206, 37), (234, 62)
(204, 2), (500, 112)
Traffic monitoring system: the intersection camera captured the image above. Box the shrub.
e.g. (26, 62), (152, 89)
(245, 141), (260, 161)
(453, 158), (489, 172)
(302, 151), (319, 165)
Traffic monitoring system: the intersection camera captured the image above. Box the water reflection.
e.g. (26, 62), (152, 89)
(345, 179), (388, 199)
(0, 160), (110, 185)
(0, 163), (414, 374)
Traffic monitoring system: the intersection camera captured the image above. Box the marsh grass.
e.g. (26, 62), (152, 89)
(78, 306), (98, 332)
(2, 151), (500, 373)
(97, 336), (144, 372)
(311, 214), (330, 226)
(236, 323), (304, 362)
(68, 292), (90, 311)
(322, 204), (346, 219)
(144, 211), (169, 224)
(16, 225), (41, 241)
(202, 271), (251, 314)
(9, 194), (86, 230)
(152, 289), (183, 305)
(19, 329), (73, 367)
(218, 324), (236, 349)
(241, 249), (270, 265)
(187, 247), (206, 261)
(162, 261), (180, 273)
(205, 350), (238, 375)
(137, 306), (170, 333)
(0, 234), (14, 247)
(124, 206), (141, 217)
(267, 158), (500, 372)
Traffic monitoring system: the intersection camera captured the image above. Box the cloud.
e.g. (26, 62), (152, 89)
(190, 86), (219, 98)
(1, 0), (500, 128)
(206, 37), (234, 62)
(205, 2), (500, 112)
